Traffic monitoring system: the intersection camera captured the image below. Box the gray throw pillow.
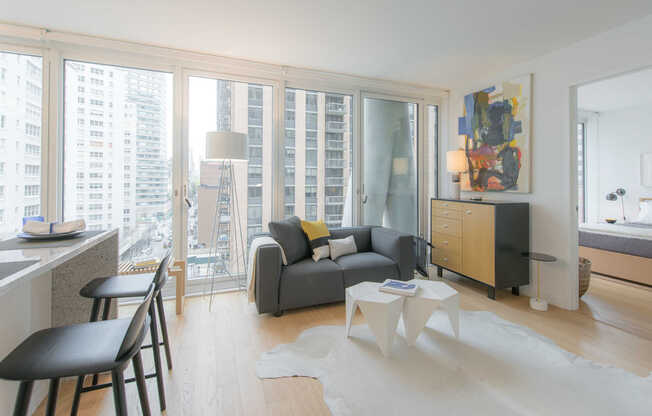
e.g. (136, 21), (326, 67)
(268, 216), (310, 265)
(329, 235), (358, 261)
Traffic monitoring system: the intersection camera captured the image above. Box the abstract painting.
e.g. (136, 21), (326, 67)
(458, 75), (531, 192)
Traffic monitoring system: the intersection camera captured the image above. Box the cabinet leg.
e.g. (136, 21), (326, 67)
(512, 286), (520, 296)
(488, 286), (496, 300)
(437, 267), (443, 278)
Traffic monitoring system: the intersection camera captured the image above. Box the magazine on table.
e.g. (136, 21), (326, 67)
(379, 279), (418, 296)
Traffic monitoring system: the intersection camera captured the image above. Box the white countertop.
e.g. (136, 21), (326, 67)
(0, 229), (118, 296)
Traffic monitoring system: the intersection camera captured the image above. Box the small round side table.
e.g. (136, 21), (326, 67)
(522, 252), (557, 311)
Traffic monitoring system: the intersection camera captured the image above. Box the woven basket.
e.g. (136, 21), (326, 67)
(579, 257), (592, 298)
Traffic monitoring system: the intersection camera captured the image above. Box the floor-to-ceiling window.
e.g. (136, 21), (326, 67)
(187, 75), (274, 292)
(62, 60), (174, 288)
(428, 104), (439, 200)
(0, 51), (43, 238)
(577, 122), (586, 223)
(283, 88), (353, 227)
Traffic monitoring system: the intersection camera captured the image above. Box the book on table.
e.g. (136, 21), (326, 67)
(379, 279), (418, 296)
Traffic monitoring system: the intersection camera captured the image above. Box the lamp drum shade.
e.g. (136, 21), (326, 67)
(446, 150), (467, 173)
(206, 131), (247, 160)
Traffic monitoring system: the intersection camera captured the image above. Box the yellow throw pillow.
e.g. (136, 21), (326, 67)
(300, 220), (331, 262)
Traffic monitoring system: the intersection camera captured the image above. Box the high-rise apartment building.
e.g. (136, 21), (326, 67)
(63, 61), (171, 257)
(284, 89), (352, 228)
(0, 52), (43, 237)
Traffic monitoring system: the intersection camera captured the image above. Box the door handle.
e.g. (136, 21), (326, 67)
(465, 210), (472, 215)
(362, 194), (368, 204)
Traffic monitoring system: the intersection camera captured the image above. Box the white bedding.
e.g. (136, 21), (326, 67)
(579, 222), (652, 241)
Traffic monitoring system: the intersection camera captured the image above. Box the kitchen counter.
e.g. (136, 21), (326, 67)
(0, 229), (119, 414)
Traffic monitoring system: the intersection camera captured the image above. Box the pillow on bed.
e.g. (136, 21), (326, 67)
(635, 201), (652, 224)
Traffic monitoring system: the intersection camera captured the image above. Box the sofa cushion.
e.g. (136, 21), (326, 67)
(329, 227), (373, 252)
(279, 258), (344, 310)
(268, 216), (310, 265)
(334, 252), (399, 288)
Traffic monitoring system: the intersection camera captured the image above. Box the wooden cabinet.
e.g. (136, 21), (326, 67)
(431, 199), (529, 299)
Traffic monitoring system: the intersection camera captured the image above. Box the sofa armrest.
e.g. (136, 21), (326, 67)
(254, 244), (283, 314)
(371, 227), (415, 281)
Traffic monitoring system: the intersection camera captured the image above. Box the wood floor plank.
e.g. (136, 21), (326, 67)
(31, 272), (652, 415)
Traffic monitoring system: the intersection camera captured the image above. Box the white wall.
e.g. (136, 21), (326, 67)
(585, 105), (652, 222)
(446, 13), (652, 310)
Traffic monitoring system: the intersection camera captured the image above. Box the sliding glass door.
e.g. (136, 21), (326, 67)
(186, 74), (274, 293)
(361, 96), (419, 235)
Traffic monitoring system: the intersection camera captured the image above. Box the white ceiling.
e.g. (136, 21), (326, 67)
(578, 68), (652, 112)
(4, 0), (652, 88)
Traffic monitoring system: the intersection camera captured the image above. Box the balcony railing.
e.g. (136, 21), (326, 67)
(325, 196), (345, 204)
(326, 140), (344, 150)
(326, 121), (346, 132)
(325, 177), (344, 186)
(325, 159), (345, 168)
(327, 102), (346, 113)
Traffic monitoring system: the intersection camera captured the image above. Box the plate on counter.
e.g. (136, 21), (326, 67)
(17, 231), (85, 240)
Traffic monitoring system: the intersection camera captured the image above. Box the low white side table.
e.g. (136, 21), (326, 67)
(345, 282), (405, 357)
(402, 279), (459, 346)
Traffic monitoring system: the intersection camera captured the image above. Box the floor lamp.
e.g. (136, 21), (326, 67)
(205, 131), (248, 310)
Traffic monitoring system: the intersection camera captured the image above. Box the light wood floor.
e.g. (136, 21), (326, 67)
(34, 271), (652, 415)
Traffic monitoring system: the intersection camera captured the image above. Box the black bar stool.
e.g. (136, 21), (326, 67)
(72, 252), (173, 414)
(0, 285), (156, 416)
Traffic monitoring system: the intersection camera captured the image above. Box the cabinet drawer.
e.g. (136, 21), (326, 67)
(432, 217), (461, 237)
(434, 208), (461, 220)
(432, 249), (460, 271)
(432, 200), (462, 211)
(431, 232), (461, 254)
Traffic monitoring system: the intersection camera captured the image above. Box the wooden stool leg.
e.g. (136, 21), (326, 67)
(132, 351), (151, 416)
(111, 369), (128, 416)
(45, 378), (60, 416)
(70, 375), (85, 416)
(13, 381), (33, 416)
(156, 293), (173, 370)
(149, 303), (166, 411)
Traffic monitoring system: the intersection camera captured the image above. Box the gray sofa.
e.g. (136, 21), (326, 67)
(253, 225), (415, 316)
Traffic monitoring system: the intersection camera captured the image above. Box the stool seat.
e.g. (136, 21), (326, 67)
(0, 318), (137, 381)
(80, 273), (153, 298)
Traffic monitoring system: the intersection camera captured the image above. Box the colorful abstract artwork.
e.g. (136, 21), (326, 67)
(458, 75), (531, 192)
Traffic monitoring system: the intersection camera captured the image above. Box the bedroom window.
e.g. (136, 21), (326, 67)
(577, 122), (587, 223)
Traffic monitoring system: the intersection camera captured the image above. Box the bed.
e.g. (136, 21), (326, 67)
(579, 221), (652, 286)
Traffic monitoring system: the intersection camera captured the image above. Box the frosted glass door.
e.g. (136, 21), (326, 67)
(362, 97), (418, 235)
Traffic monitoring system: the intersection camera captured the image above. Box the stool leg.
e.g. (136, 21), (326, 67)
(89, 298), (101, 322)
(132, 351), (151, 416)
(111, 369), (128, 416)
(149, 303), (166, 411)
(13, 381), (33, 416)
(102, 297), (111, 320)
(45, 378), (60, 416)
(70, 376), (85, 416)
(156, 292), (173, 370)
(91, 298), (112, 386)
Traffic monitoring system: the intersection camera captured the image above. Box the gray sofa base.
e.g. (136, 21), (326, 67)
(254, 226), (415, 315)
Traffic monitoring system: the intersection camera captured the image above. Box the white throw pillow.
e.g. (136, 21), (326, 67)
(329, 235), (358, 261)
(312, 245), (330, 262)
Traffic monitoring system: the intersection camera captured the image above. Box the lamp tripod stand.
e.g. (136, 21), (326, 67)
(207, 159), (247, 310)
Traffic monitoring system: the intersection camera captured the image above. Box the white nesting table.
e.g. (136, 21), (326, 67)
(346, 282), (404, 356)
(346, 279), (459, 356)
(402, 279), (459, 346)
